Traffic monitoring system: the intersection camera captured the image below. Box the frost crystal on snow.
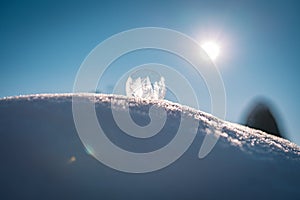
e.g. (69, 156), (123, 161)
(126, 76), (166, 100)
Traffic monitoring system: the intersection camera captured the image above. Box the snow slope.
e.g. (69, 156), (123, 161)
(0, 93), (299, 200)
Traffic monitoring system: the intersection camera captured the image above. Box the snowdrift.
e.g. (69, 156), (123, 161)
(0, 93), (299, 200)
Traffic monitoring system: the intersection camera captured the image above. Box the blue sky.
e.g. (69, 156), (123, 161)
(1, 0), (300, 145)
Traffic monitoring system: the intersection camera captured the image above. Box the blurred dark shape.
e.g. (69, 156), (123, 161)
(243, 98), (284, 138)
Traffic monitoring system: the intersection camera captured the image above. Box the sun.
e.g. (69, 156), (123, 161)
(201, 41), (220, 61)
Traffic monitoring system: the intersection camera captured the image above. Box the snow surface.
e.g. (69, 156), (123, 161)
(0, 93), (299, 200)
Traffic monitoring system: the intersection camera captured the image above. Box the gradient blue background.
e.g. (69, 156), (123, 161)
(1, 0), (300, 145)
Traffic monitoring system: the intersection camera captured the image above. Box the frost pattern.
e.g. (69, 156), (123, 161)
(126, 76), (166, 100)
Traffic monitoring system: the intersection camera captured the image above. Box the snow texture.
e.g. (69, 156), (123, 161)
(0, 93), (299, 200)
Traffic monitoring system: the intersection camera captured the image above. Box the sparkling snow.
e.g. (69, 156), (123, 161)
(0, 93), (299, 199)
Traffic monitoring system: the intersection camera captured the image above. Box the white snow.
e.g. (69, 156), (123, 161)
(0, 93), (299, 199)
(1, 93), (300, 158)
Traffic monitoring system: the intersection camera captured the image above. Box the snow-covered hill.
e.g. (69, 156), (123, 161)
(0, 93), (299, 200)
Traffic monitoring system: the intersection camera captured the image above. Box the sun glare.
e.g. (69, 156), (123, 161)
(201, 41), (220, 61)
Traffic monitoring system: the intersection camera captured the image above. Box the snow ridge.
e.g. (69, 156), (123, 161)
(1, 93), (299, 159)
